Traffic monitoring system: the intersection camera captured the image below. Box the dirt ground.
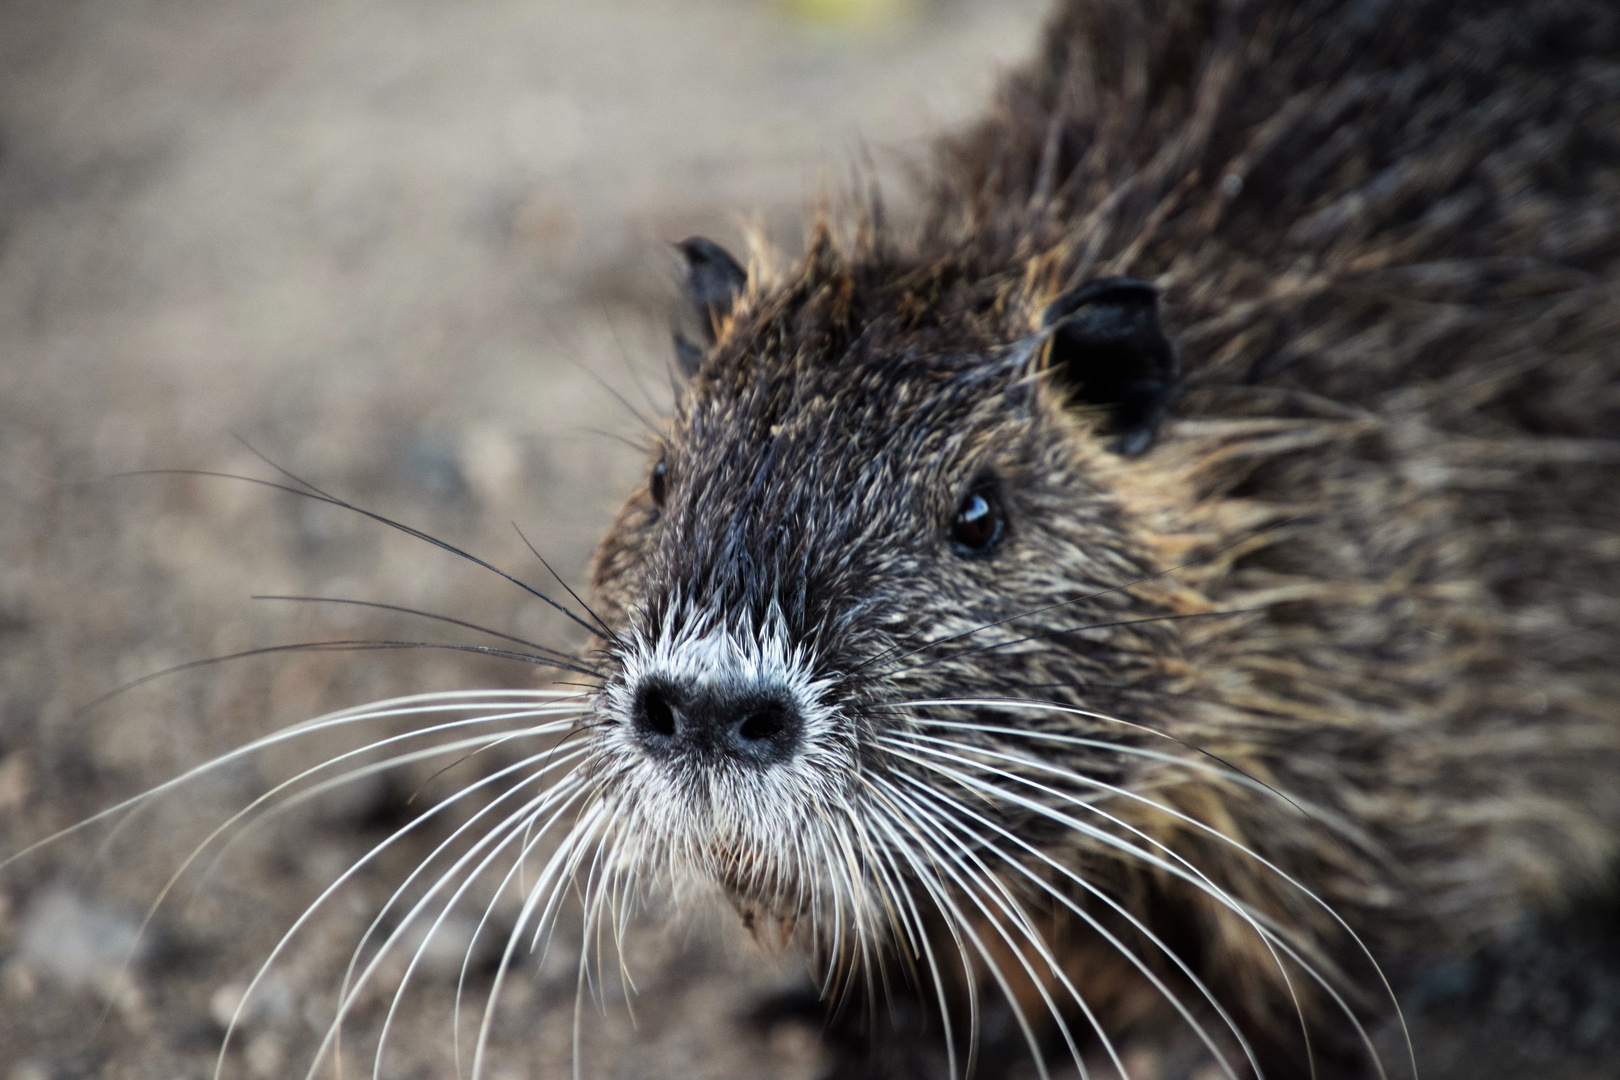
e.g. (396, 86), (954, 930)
(1, 2), (1617, 1079)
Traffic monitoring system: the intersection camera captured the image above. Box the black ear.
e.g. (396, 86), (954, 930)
(678, 236), (747, 342)
(1041, 277), (1178, 456)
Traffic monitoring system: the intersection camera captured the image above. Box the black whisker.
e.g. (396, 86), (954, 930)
(602, 302), (667, 417)
(233, 437), (614, 642)
(555, 680), (614, 696)
(569, 359), (661, 438)
(250, 594), (595, 670)
(510, 523), (622, 647)
(114, 446), (605, 646)
(75, 640), (603, 717)
(582, 427), (655, 455)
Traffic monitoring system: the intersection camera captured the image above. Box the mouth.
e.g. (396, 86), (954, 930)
(708, 839), (806, 951)
(731, 897), (801, 954)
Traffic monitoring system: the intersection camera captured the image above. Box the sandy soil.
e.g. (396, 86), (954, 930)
(2, 2), (1617, 1079)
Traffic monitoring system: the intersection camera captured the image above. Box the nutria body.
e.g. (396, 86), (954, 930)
(582, 1), (1620, 1076)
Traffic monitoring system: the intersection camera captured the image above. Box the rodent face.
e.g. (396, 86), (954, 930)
(584, 243), (1179, 942)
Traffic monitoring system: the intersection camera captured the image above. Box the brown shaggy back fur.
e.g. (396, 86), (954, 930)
(668, 0), (1620, 1069)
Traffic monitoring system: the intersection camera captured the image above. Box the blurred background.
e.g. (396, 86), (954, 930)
(0, 1), (1050, 1076)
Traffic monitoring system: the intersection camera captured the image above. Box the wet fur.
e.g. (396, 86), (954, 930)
(589, 0), (1620, 1076)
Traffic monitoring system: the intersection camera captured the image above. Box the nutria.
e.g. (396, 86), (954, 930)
(13, 1), (1620, 1078)
(580, 0), (1620, 1077)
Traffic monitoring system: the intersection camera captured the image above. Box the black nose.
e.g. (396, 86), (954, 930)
(632, 677), (803, 767)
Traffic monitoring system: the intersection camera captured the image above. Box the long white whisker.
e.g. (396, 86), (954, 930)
(866, 785), (985, 1077)
(203, 734), (584, 1078)
(355, 750), (592, 1079)
(882, 700), (1343, 827)
(452, 770), (611, 1076)
(864, 783), (1059, 1080)
(197, 712), (583, 892)
(880, 778), (1107, 1080)
(572, 804), (630, 1079)
(857, 792), (964, 1080)
(473, 798), (611, 1080)
(6, 693), (589, 867)
(892, 699), (1408, 1055)
(887, 734), (1320, 996)
(888, 727), (1321, 1072)
(98, 712), (579, 1059)
(884, 734), (1387, 1080)
(17, 691), (591, 873)
(304, 765), (589, 1080)
(891, 763), (1255, 1080)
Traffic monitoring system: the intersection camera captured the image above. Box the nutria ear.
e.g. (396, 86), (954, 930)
(1041, 277), (1178, 456)
(678, 237), (747, 343)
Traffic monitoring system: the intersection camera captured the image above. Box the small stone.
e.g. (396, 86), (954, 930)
(15, 888), (141, 989)
(209, 974), (293, 1031)
(209, 982), (249, 1029)
(246, 1032), (285, 1078)
(0, 752), (33, 811)
(767, 1019), (819, 1061)
(2, 960), (37, 1001)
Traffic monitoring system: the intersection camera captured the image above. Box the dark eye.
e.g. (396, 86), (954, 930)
(949, 481), (1004, 555)
(650, 457), (668, 507)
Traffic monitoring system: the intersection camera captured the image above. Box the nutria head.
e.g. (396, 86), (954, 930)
(584, 232), (1190, 968)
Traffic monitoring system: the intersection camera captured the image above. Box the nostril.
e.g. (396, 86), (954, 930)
(736, 705), (787, 744)
(727, 697), (802, 765)
(636, 682), (679, 740)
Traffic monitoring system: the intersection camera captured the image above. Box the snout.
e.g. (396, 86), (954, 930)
(631, 675), (804, 767)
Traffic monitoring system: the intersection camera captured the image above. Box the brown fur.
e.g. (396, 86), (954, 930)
(588, 1), (1620, 1075)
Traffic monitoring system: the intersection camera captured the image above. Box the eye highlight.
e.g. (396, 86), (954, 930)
(650, 457), (669, 507)
(949, 480), (1005, 555)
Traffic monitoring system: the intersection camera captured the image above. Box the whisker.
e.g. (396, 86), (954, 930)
(569, 358), (661, 438)
(251, 593), (593, 668)
(368, 760), (591, 1080)
(452, 777), (609, 1076)
(218, 743), (588, 1079)
(74, 639), (600, 718)
(5, 690), (589, 873)
(113, 455), (608, 643)
(864, 787), (984, 1077)
(882, 733), (1393, 1080)
(321, 767), (595, 1080)
(881, 698), (1317, 821)
(191, 713), (583, 899)
(884, 704), (1408, 1062)
(864, 781), (1059, 1080)
(510, 523), (624, 648)
(332, 737), (590, 983)
(472, 799), (612, 1080)
(880, 779), (1107, 1080)
(855, 795), (964, 1080)
(572, 808), (626, 1070)
(360, 790), (582, 1080)
(885, 737), (1320, 1073)
(891, 766), (1256, 1080)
